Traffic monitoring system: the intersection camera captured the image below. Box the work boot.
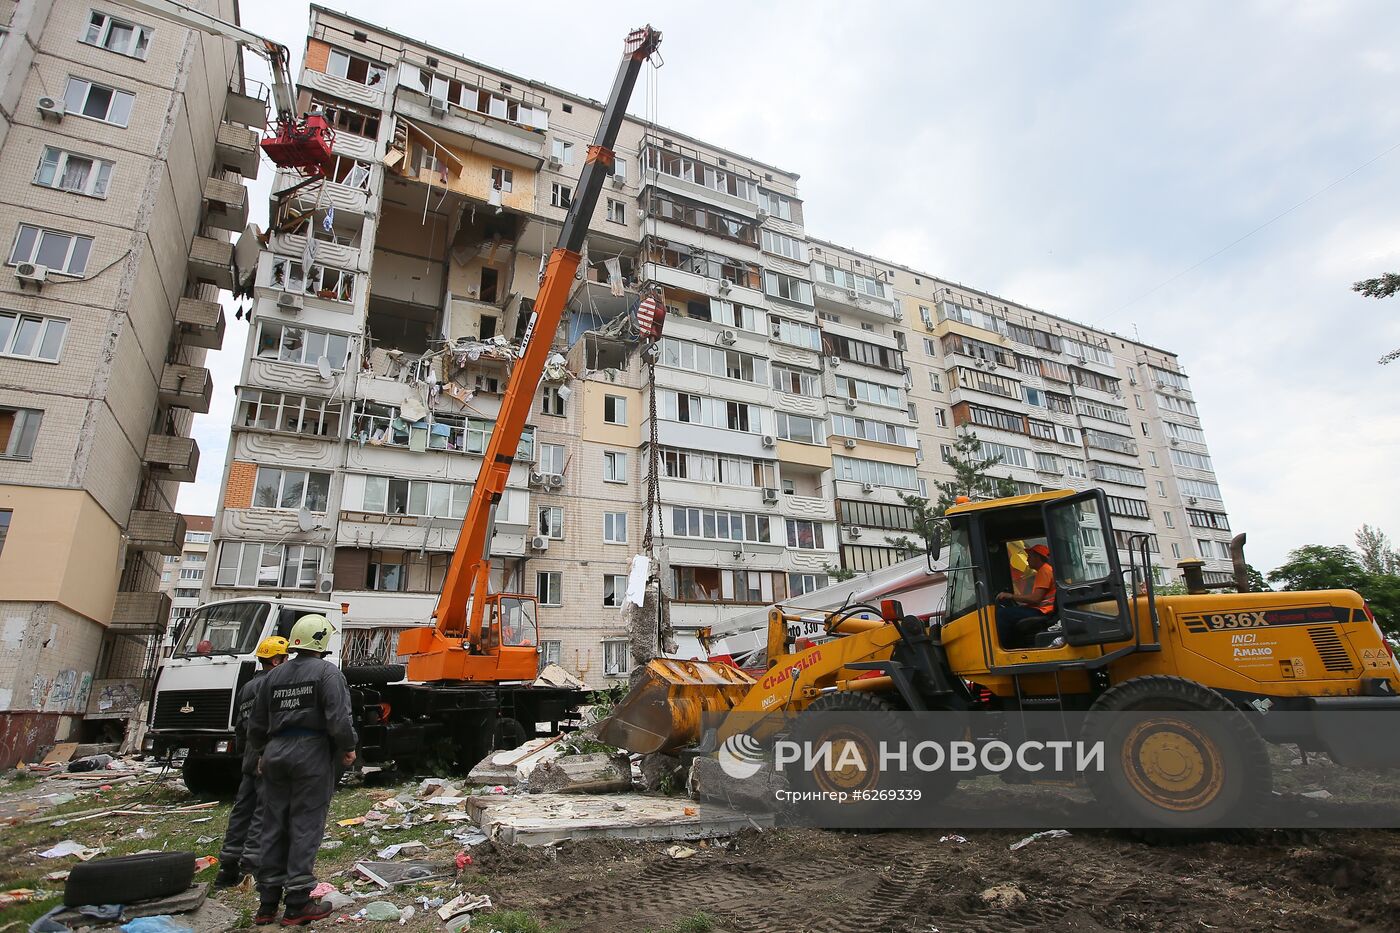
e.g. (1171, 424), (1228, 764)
(280, 897), (333, 926)
(213, 858), (244, 889)
(254, 886), (282, 926)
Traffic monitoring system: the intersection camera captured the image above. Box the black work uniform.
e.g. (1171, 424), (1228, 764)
(248, 652), (356, 906)
(218, 670), (269, 871)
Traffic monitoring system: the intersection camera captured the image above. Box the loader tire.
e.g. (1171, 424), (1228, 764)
(786, 692), (958, 828)
(1083, 675), (1271, 829)
(343, 664), (406, 686)
(64, 851), (195, 907)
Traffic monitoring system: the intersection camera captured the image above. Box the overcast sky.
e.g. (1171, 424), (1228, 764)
(179, 0), (1400, 573)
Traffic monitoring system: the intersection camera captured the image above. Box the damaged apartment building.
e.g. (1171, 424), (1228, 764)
(207, 5), (1235, 685)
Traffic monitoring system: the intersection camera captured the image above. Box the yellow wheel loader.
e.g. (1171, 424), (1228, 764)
(601, 488), (1400, 826)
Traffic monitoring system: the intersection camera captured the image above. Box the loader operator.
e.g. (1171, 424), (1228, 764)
(995, 543), (1057, 647)
(248, 614), (357, 926)
(214, 636), (288, 889)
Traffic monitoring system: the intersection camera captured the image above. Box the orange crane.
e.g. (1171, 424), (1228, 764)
(398, 25), (663, 684)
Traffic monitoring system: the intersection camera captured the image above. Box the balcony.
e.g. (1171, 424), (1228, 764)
(109, 590), (172, 633)
(174, 297), (225, 349)
(215, 122), (260, 177)
(127, 510), (187, 554)
(203, 176), (248, 231)
(813, 279), (899, 320)
(274, 168), (370, 215)
(188, 236), (234, 290)
(158, 363), (213, 413)
(224, 89), (268, 129)
(145, 434), (199, 483)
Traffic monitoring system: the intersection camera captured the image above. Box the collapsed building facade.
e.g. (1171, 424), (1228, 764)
(206, 5), (1233, 685)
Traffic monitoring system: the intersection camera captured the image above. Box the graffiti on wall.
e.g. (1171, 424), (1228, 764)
(90, 680), (142, 716)
(32, 670), (93, 714)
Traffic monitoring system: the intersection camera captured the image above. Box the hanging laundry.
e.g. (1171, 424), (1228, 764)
(322, 204), (335, 233)
(301, 233), (317, 275)
(605, 257), (624, 297)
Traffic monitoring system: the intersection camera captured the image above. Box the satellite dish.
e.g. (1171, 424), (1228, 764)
(316, 356), (333, 380)
(297, 509), (318, 532)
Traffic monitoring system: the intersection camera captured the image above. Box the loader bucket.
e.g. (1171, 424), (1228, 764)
(597, 658), (756, 755)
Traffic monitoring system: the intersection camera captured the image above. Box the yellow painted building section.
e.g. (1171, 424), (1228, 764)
(582, 383), (642, 448)
(0, 487), (120, 623)
(829, 437), (919, 466)
(776, 440), (832, 469)
(402, 142), (536, 214)
(933, 318), (1010, 345)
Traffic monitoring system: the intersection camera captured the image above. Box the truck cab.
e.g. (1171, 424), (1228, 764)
(145, 597), (341, 791)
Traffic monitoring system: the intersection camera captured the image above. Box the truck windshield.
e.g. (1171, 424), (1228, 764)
(175, 602), (270, 657)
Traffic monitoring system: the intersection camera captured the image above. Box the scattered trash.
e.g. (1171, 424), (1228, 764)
(193, 856), (219, 872)
(980, 883), (1028, 909)
(451, 829), (488, 848)
(939, 834), (968, 844)
(438, 893), (492, 921)
(1301, 789), (1334, 799)
(354, 861), (447, 887)
(321, 840), (344, 850)
(1009, 830), (1070, 851)
(310, 882), (337, 899)
(398, 905), (416, 926)
(666, 845), (697, 859)
(194, 836), (214, 846)
(337, 817), (367, 827)
(42, 871), (70, 882)
(376, 842), (428, 860)
(120, 917), (194, 933)
(68, 754), (114, 773)
(363, 901), (403, 921)
(454, 851), (472, 872)
(683, 807), (697, 817)
(40, 840), (104, 860)
(0, 888), (39, 907)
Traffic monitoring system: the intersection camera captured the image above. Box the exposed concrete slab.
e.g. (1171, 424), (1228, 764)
(467, 792), (771, 847)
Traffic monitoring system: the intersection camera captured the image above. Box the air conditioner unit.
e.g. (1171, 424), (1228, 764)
(860, 482), (875, 494)
(717, 279), (732, 294)
(610, 173), (625, 188)
(846, 287), (859, 300)
(528, 470), (546, 486)
(638, 208), (651, 221)
(276, 291), (303, 312)
(847, 526), (863, 539)
(547, 473), (564, 489)
(429, 96), (448, 116)
(14, 263), (48, 286)
(843, 437), (857, 449)
(761, 487), (779, 503)
(827, 356), (842, 368)
(546, 155), (563, 169)
(1187, 496), (1199, 505)
(754, 208), (769, 224)
(1169, 437), (1180, 447)
(530, 535), (550, 551)
(317, 573), (334, 594)
(761, 434), (776, 448)
(36, 96), (65, 120)
(844, 398), (857, 410)
(718, 330), (737, 346)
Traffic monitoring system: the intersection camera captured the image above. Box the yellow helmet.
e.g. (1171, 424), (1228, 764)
(255, 636), (289, 660)
(288, 614), (335, 653)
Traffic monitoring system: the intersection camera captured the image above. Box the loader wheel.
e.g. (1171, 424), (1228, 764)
(786, 692), (957, 828)
(1083, 676), (1270, 829)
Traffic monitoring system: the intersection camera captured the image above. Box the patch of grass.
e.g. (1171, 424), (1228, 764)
(647, 912), (716, 933)
(472, 908), (558, 933)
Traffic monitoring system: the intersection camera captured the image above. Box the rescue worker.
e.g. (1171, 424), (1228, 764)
(213, 636), (288, 889)
(247, 615), (357, 926)
(995, 543), (1058, 647)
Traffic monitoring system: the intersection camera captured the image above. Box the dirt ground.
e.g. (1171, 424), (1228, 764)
(3, 770), (1399, 933)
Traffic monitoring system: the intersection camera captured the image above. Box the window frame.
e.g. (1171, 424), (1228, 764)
(603, 450), (628, 484)
(536, 570), (563, 607)
(603, 511), (628, 544)
(603, 394), (627, 425)
(8, 224), (94, 276)
(0, 407), (43, 460)
(63, 75), (135, 126)
(33, 146), (114, 198)
(82, 10), (152, 60)
(0, 311), (67, 362)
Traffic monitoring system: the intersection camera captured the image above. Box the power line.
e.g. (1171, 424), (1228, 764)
(1098, 138), (1400, 324)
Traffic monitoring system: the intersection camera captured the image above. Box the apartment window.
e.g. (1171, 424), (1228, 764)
(907, 403), (919, 423)
(173, 587), (200, 599)
(215, 542), (322, 589)
(830, 414), (913, 446)
(603, 639), (630, 676)
(270, 257), (356, 302)
(253, 467), (331, 512)
(239, 391), (342, 438)
(538, 640), (562, 671)
(538, 506), (564, 540)
(768, 315), (821, 350)
(34, 147), (113, 198)
(760, 230), (807, 262)
(83, 10), (151, 59)
(775, 411), (825, 445)
(606, 198), (625, 223)
(551, 139), (575, 164)
(325, 48), (386, 86)
(660, 335), (773, 384)
(758, 189), (793, 220)
(764, 270), (814, 305)
(603, 394), (627, 425)
(786, 519), (825, 550)
(832, 455), (919, 490)
(918, 478), (929, 497)
(788, 573), (826, 597)
(64, 76), (134, 126)
(672, 507), (772, 544)
(612, 157), (627, 182)
(491, 166), (513, 192)
(772, 364), (820, 396)
(1163, 511), (1175, 528)
(9, 224), (93, 276)
(538, 443), (565, 474)
(540, 385), (566, 416)
(835, 375), (904, 409)
(0, 408), (42, 460)
(603, 574), (628, 608)
(930, 408), (946, 429)
(1134, 394), (1144, 410)
(1155, 480), (1167, 497)
(536, 571), (562, 607)
(660, 447), (776, 488)
(604, 451), (628, 483)
(604, 511), (628, 544)
(183, 553), (206, 564)
(162, 571), (172, 583)
(178, 568), (203, 581)
(1148, 451), (1158, 467)
(0, 510), (13, 557)
(940, 444), (954, 463)
(358, 476), (470, 519)
(0, 312), (66, 362)
(255, 322), (351, 370)
(782, 479), (796, 495)
(551, 184), (572, 208)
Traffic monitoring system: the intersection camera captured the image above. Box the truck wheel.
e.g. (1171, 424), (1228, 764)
(493, 716), (528, 750)
(1083, 675), (1271, 829)
(181, 757), (235, 797)
(64, 851), (195, 906)
(343, 664), (406, 686)
(786, 692), (958, 827)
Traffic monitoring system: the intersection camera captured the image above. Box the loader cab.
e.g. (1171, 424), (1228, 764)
(944, 489), (1135, 662)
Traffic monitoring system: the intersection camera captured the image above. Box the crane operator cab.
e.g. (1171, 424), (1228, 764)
(938, 489), (1143, 677)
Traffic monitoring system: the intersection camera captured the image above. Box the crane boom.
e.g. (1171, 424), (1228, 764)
(400, 25), (662, 683)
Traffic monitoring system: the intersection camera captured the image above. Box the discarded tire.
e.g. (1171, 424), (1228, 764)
(343, 664), (406, 686)
(64, 851), (195, 907)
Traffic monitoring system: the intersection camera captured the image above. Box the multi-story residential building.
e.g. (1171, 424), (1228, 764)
(207, 6), (1232, 688)
(158, 514), (212, 650)
(0, 0), (259, 765)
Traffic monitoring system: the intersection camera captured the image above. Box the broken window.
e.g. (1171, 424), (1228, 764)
(312, 96), (380, 139)
(239, 391), (341, 437)
(670, 567), (781, 604)
(603, 394), (626, 425)
(271, 257), (355, 302)
(602, 639), (629, 676)
(551, 183), (572, 208)
(540, 385), (566, 416)
(538, 506), (564, 539)
(551, 139), (574, 164)
(490, 166), (513, 193)
(83, 10), (151, 59)
(786, 519), (825, 550)
(326, 48), (386, 87)
(606, 198), (625, 224)
(255, 321), (351, 370)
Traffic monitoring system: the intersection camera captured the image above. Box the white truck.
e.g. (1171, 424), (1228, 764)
(145, 597), (581, 792)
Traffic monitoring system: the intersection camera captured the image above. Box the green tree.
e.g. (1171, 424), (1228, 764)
(888, 430), (1018, 553)
(1353, 273), (1400, 364)
(1243, 563), (1272, 594)
(1268, 540), (1400, 637)
(1355, 524), (1400, 575)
